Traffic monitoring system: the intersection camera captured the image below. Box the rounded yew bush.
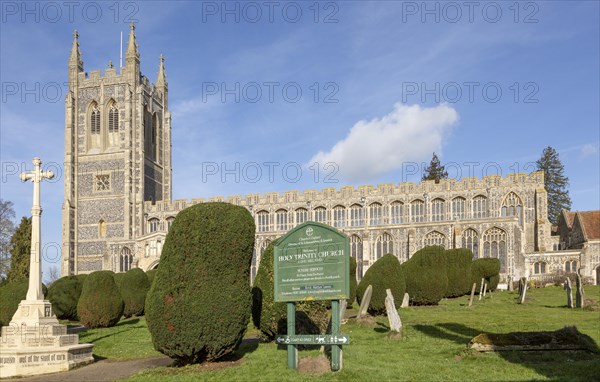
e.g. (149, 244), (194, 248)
(356, 254), (405, 315)
(251, 241), (328, 341)
(48, 275), (84, 320)
(77, 270), (124, 328)
(146, 269), (157, 286)
(444, 248), (473, 298)
(471, 258), (501, 292)
(402, 246), (448, 305)
(145, 202), (255, 364)
(120, 268), (150, 318)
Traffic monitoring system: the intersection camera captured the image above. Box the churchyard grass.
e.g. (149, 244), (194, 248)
(82, 285), (599, 381)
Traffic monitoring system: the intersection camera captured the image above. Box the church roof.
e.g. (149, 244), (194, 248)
(562, 210), (577, 229)
(577, 210), (600, 241)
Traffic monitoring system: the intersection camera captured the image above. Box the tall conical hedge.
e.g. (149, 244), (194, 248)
(145, 202), (255, 364)
(251, 241), (328, 341)
(48, 275), (84, 320)
(471, 258), (501, 292)
(444, 248), (473, 298)
(77, 271), (124, 328)
(146, 269), (157, 286)
(120, 268), (150, 318)
(356, 254), (405, 315)
(402, 246), (448, 305)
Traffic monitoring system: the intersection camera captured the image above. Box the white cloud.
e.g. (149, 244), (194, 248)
(307, 103), (459, 182)
(580, 143), (598, 159)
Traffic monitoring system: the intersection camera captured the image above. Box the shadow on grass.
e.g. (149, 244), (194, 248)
(412, 322), (600, 381)
(374, 321), (390, 333)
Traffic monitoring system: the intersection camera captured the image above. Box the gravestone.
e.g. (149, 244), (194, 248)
(483, 283), (488, 297)
(478, 278), (485, 301)
(357, 285), (372, 319)
(507, 276), (514, 291)
(339, 299), (348, 321)
(400, 293), (410, 308)
(384, 289), (402, 338)
(575, 272), (585, 308)
(564, 277), (573, 309)
(519, 279), (528, 304)
(468, 283), (477, 307)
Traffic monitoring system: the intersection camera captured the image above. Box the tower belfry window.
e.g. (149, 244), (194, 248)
(108, 104), (119, 133)
(91, 106), (100, 134)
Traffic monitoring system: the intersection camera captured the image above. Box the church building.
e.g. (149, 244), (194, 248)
(61, 26), (599, 286)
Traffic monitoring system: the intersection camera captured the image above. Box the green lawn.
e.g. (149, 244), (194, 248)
(79, 286), (599, 381)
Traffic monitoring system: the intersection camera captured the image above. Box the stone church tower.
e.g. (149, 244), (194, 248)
(61, 25), (172, 275)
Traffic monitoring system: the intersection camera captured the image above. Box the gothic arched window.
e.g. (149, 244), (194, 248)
(533, 261), (547, 274)
(276, 209), (288, 231)
(148, 218), (159, 233)
(89, 102), (101, 149)
(462, 228), (479, 258)
(350, 204), (364, 227)
(411, 199), (424, 223)
(501, 192), (523, 225)
(565, 260), (578, 273)
(483, 227), (507, 272)
(375, 233), (394, 260)
(295, 208), (308, 226)
(98, 219), (106, 238)
(350, 235), (363, 280)
(424, 230), (446, 248)
(473, 195), (488, 218)
(119, 247), (132, 272)
(390, 201), (403, 224)
(369, 203), (383, 226)
(431, 198), (445, 222)
(166, 216), (175, 231)
(108, 102), (119, 133)
(257, 210), (270, 232)
(452, 197), (466, 220)
(314, 207), (328, 224)
(333, 205), (346, 228)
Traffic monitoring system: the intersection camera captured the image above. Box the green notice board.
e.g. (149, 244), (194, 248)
(274, 222), (350, 302)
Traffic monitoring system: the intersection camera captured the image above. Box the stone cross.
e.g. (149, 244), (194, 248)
(384, 289), (402, 333)
(20, 157), (54, 301)
(564, 277), (573, 308)
(357, 285), (372, 319)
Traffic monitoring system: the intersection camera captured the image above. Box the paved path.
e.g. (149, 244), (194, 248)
(3, 356), (172, 382)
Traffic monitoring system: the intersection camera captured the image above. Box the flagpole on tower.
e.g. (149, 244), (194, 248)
(120, 31), (123, 68)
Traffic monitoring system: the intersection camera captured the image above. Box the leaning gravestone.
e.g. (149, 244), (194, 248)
(339, 299), (348, 322)
(478, 278), (485, 301)
(564, 277), (573, 309)
(575, 272), (585, 308)
(519, 279), (528, 304)
(385, 289), (402, 339)
(357, 285), (373, 319)
(468, 283), (477, 307)
(400, 293), (410, 308)
(483, 283), (488, 297)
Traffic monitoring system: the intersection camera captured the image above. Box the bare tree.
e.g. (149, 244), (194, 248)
(0, 199), (16, 281)
(44, 266), (61, 286)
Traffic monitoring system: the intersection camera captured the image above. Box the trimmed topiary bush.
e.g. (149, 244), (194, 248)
(251, 241), (329, 341)
(120, 268), (150, 318)
(444, 248), (473, 298)
(146, 269), (157, 286)
(77, 270), (124, 328)
(47, 275), (84, 320)
(471, 258), (501, 293)
(112, 272), (125, 290)
(402, 246), (448, 305)
(356, 254), (405, 315)
(0, 280), (48, 326)
(348, 256), (358, 306)
(146, 202), (255, 364)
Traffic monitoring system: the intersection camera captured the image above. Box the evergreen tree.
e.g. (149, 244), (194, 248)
(536, 146), (571, 224)
(7, 217), (32, 283)
(422, 152), (448, 182)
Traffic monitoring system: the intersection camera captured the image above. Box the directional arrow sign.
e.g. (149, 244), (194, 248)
(276, 335), (350, 345)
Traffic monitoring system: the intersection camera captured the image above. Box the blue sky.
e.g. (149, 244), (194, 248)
(1, 1), (598, 280)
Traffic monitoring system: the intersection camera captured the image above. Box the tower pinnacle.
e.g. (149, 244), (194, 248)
(69, 30), (83, 71)
(156, 54), (167, 88)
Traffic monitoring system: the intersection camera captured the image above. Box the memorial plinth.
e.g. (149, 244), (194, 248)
(0, 158), (93, 378)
